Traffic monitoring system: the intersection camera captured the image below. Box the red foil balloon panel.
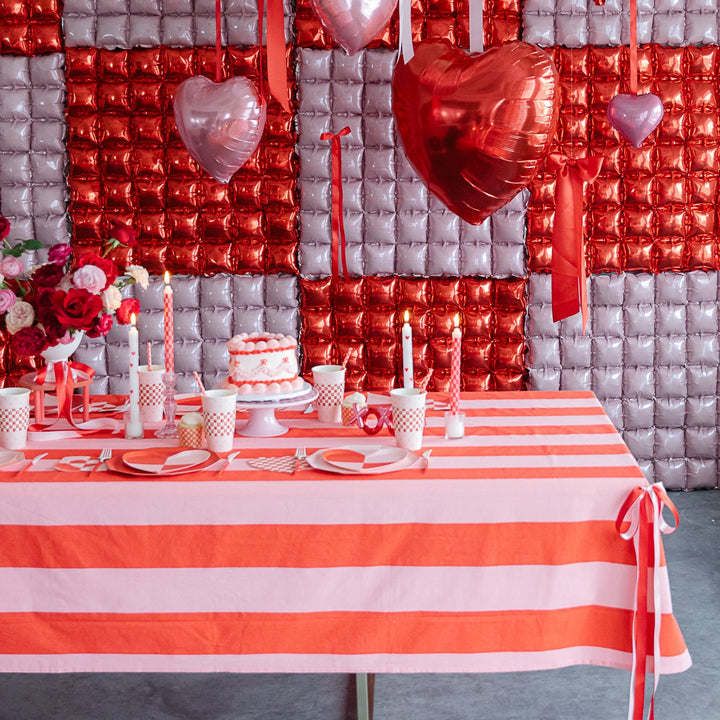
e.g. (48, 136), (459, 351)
(65, 46), (298, 276)
(295, 0), (519, 50)
(0, 0), (62, 55)
(527, 45), (720, 275)
(300, 276), (527, 392)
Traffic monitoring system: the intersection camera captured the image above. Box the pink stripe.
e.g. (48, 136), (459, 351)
(0, 647), (692, 675)
(0, 475), (645, 526)
(0, 564), (671, 614)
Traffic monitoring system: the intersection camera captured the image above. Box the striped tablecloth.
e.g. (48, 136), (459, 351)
(0, 391), (690, 680)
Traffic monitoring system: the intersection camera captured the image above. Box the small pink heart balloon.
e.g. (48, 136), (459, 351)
(309, 0), (398, 55)
(607, 93), (664, 148)
(174, 75), (266, 184)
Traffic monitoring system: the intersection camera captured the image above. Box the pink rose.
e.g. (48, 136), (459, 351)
(0, 288), (17, 313)
(48, 243), (72, 265)
(87, 312), (114, 338)
(72, 264), (107, 294)
(0, 256), (24, 279)
(5, 300), (35, 334)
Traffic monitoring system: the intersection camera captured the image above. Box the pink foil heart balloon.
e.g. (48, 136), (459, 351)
(309, 0), (398, 54)
(174, 75), (266, 184)
(607, 93), (664, 148)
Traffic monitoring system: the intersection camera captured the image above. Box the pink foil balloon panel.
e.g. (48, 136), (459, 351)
(392, 40), (559, 226)
(174, 75), (267, 184)
(607, 93), (665, 148)
(308, 0), (398, 54)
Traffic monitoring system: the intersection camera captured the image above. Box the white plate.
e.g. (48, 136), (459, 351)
(307, 446), (419, 475)
(0, 450), (25, 470)
(233, 381), (314, 403)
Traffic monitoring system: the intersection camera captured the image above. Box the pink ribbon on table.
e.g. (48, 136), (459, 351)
(615, 483), (679, 720)
(547, 152), (603, 333)
(320, 126), (351, 279)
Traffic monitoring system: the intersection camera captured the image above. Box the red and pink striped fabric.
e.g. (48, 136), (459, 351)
(0, 391), (690, 679)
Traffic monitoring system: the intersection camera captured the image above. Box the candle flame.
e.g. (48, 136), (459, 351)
(404, 310), (409, 323)
(130, 313), (137, 326)
(164, 270), (170, 284)
(453, 313), (460, 327)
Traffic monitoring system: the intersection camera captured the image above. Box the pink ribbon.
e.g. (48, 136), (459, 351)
(320, 126), (351, 279)
(616, 483), (679, 720)
(31, 361), (96, 432)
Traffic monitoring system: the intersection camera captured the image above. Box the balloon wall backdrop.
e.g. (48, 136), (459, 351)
(2, 0), (720, 490)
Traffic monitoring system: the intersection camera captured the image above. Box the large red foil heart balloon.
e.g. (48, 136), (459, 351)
(174, 75), (266, 184)
(392, 40), (560, 225)
(607, 93), (664, 148)
(309, 0), (398, 55)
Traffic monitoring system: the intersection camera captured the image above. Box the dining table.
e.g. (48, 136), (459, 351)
(0, 390), (691, 720)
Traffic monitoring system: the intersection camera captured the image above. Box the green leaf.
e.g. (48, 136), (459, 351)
(22, 239), (43, 250)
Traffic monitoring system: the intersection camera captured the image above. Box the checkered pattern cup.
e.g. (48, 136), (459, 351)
(201, 389), (237, 453)
(390, 388), (427, 452)
(0, 387), (31, 450)
(138, 365), (165, 422)
(312, 365), (345, 424)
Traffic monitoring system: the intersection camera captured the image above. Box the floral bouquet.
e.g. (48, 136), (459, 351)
(0, 215), (149, 357)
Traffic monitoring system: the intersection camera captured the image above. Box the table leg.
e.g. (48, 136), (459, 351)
(355, 673), (375, 720)
(33, 389), (44, 424)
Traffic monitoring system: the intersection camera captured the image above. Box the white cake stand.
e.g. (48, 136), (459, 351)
(235, 384), (317, 437)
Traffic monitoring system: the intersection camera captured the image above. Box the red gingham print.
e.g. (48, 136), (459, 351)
(0, 406), (30, 432)
(392, 407), (425, 433)
(204, 411), (236, 438)
(139, 383), (164, 408)
(178, 425), (205, 449)
(316, 384), (344, 408)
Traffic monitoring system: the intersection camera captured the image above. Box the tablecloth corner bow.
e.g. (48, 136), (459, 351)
(616, 482), (679, 720)
(547, 152), (603, 334)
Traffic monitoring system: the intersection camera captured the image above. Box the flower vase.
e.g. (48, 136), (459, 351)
(39, 332), (84, 383)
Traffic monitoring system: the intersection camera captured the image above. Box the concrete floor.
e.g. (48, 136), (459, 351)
(0, 490), (717, 720)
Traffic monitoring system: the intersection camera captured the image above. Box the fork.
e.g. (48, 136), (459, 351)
(91, 448), (112, 473)
(293, 447), (306, 474)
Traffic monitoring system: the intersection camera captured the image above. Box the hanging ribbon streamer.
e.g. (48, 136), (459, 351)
(629, 0), (638, 95)
(398, 0), (414, 62)
(616, 483), (679, 720)
(547, 152), (603, 333)
(215, 0), (223, 83)
(257, 0), (289, 111)
(321, 126), (351, 279)
(469, 0), (484, 53)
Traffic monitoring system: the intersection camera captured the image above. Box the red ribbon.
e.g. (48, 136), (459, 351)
(547, 152), (603, 332)
(32, 361), (95, 431)
(215, 0), (223, 83)
(257, 0), (289, 112)
(616, 483), (679, 720)
(629, 0), (638, 95)
(320, 126), (351, 279)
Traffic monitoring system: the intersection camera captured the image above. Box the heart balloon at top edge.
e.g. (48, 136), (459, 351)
(173, 75), (267, 184)
(309, 0), (398, 55)
(392, 40), (560, 226)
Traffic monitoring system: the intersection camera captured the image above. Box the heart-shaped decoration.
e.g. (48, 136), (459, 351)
(607, 93), (664, 148)
(174, 75), (267, 184)
(392, 39), (559, 226)
(309, 0), (398, 55)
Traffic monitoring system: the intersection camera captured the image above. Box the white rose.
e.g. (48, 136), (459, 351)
(5, 300), (35, 334)
(101, 285), (122, 311)
(125, 265), (149, 290)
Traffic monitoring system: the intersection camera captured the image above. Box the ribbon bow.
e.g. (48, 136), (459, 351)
(320, 126), (351, 279)
(547, 152), (603, 333)
(615, 483), (679, 720)
(31, 361), (95, 431)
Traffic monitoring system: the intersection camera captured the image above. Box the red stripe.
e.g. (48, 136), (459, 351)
(0, 608), (687, 658)
(0, 521), (637, 569)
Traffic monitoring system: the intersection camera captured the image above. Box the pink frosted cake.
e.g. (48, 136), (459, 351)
(226, 332), (305, 395)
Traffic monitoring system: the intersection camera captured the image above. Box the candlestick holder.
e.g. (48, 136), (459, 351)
(444, 411), (465, 440)
(155, 371), (179, 438)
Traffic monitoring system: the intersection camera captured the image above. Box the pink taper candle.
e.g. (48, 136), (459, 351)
(163, 271), (174, 373)
(450, 313), (461, 415)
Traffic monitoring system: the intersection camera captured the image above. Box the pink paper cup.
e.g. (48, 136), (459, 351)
(138, 365), (165, 422)
(0, 387), (31, 451)
(390, 388), (426, 452)
(312, 364), (345, 424)
(201, 389), (238, 453)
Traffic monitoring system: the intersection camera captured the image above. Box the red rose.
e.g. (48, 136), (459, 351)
(31, 263), (65, 289)
(0, 216), (10, 241)
(110, 223), (138, 247)
(86, 312), (114, 338)
(51, 288), (103, 331)
(116, 297), (140, 325)
(10, 326), (49, 356)
(30, 288), (67, 344)
(76, 252), (118, 289)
